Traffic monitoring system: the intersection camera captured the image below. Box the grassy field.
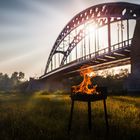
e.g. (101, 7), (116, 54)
(0, 91), (140, 140)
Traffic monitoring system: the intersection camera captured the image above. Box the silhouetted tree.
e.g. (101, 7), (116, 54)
(18, 72), (25, 80)
(11, 72), (19, 86)
(0, 72), (25, 91)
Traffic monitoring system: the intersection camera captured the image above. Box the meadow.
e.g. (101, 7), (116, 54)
(0, 91), (140, 140)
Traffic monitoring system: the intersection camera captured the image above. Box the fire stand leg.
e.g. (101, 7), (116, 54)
(68, 99), (74, 133)
(88, 101), (92, 130)
(103, 99), (109, 132)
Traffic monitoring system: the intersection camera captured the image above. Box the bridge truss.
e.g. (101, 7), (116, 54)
(43, 2), (140, 78)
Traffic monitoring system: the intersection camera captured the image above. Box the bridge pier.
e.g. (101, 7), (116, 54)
(125, 19), (140, 93)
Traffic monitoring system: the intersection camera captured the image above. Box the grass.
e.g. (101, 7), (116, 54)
(0, 91), (140, 140)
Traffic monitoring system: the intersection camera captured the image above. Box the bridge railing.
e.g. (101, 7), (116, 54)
(43, 39), (132, 76)
(77, 39), (132, 62)
(111, 38), (132, 51)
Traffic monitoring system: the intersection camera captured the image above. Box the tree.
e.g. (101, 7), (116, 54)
(11, 72), (18, 79)
(0, 72), (26, 91)
(18, 72), (25, 80)
(11, 72), (19, 86)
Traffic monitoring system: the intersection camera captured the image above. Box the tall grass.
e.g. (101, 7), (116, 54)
(0, 91), (139, 140)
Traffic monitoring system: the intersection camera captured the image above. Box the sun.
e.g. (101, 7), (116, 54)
(85, 22), (96, 34)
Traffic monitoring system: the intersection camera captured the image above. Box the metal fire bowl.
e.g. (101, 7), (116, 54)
(70, 87), (107, 102)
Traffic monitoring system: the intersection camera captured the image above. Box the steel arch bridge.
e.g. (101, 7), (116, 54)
(41, 2), (140, 79)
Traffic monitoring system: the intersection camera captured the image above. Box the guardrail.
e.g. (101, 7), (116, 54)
(77, 38), (132, 61)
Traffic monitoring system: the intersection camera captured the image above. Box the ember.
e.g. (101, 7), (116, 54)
(72, 65), (97, 94)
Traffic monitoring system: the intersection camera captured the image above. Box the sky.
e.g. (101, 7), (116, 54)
(0, 0), (140, 80)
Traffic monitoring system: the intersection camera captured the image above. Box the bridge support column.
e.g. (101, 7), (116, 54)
(125, 19), (140, 93)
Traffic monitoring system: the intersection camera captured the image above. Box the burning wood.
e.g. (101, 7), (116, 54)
(72, 65), (97, 94)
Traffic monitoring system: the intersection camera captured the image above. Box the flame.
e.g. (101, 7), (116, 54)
(72, 65), (97, 94)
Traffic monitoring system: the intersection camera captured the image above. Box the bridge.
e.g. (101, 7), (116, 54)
(30, 2), (140, 92)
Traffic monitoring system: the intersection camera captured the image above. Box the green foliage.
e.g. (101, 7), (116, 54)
(0, 72), (25, 91)
(0, 93), (139, 140)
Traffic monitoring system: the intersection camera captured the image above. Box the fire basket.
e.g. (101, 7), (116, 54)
(68, 87), (109, 133)
(68, 65), (109, 133)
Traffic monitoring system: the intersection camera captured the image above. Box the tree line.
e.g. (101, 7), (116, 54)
(0, 72), (25, 91)
(0, 68), (129, 94)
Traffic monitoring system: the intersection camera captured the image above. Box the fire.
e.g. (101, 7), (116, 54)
(72, 65), (97, 94)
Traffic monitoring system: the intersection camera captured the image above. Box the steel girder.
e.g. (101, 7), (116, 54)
(44, 2), (140, 74)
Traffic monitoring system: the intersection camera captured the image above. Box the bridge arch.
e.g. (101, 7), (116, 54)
(45, 2), (140, 74)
